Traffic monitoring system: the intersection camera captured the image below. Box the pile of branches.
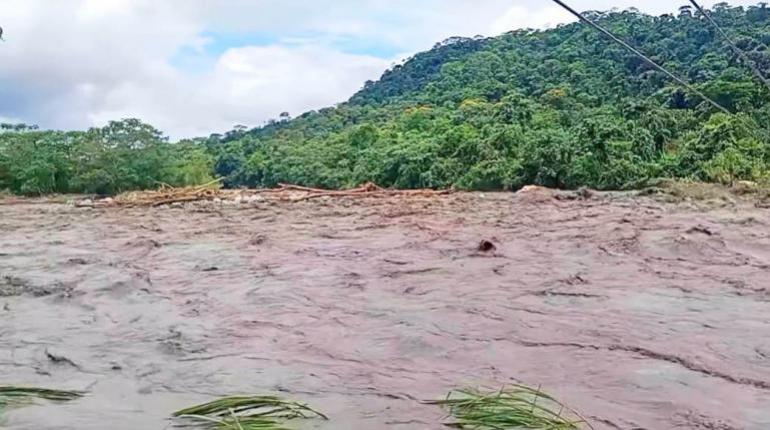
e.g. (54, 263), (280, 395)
(89, 182), (454, 208)
(109, 180), (223, 207)
(275, 182), (454, 202)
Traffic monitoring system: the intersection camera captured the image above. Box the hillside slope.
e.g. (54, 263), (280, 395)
(1, 3), (769, 195)
(206, 3), (770, 190)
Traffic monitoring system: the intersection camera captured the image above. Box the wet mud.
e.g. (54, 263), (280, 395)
(1, 190), (769, 429)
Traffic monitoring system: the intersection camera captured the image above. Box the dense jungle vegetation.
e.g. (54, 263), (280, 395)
(2, 3), (770, 195)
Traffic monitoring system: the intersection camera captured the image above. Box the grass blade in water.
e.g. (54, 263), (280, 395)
(0, 386), (83, 415)
(172, 395), (326, 430)
(428, 385), (593, 430)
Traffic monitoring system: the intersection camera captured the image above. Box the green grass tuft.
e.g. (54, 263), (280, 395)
(428, 385), (594, 430)
(0, 386), (83, 413)
(173, 413), (291, 430)
(172, 395), (327, 430)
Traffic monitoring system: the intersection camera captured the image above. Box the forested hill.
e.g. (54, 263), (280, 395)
(348, 6), (770, 109)
(2, 3), (770, 195)
(206, 3), (770, 191)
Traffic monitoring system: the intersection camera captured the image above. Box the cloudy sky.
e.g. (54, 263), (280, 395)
(0, 0), (761, 138)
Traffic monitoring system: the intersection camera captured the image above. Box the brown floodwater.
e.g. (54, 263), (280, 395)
(1, 189), (769, 430)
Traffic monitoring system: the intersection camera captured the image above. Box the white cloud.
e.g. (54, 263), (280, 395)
(0, 0), (764, 138)
(0, 0), (395, 138)
(490, 5), (576, 35)
(86, 45), (389, 138)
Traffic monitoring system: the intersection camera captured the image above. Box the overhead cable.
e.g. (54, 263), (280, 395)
(688, 0), (770, 94)
(549, 0), (732, 114)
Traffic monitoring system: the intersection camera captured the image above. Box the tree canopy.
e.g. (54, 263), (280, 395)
(2, 3), (769, 195)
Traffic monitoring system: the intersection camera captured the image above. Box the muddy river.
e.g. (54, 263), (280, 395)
(1, 190), (769, 429)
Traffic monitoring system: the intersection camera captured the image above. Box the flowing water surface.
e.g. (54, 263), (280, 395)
(1, 190), (769, 429)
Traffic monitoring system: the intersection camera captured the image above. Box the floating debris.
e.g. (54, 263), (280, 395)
(478, 240), (497, 252)
(172, 395), (327, 430)
(428, 385), (593, 430)
(0, 386), (83, 411)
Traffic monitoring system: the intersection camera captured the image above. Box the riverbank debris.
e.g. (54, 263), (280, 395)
(87, 181), (454, 208)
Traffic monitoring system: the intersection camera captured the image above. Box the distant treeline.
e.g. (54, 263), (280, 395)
(2, 3), (769, 195)
(0, 120), (213, 195)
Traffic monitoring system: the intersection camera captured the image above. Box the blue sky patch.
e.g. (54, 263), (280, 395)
(170, 29), (400, 74)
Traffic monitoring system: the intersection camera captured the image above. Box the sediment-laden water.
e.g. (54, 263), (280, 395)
(1, 190), (769, 429)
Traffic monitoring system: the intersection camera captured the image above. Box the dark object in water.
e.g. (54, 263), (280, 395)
(478, 240), (497, 252)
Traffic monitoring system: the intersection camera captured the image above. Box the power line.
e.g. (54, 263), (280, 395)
(688, 0), (770, 94)
(549, 0), (732, 115)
